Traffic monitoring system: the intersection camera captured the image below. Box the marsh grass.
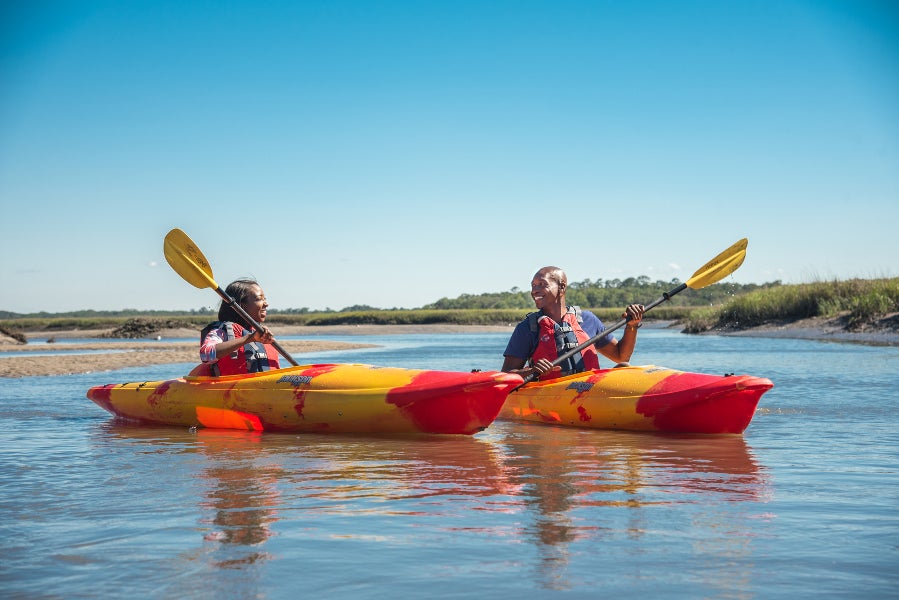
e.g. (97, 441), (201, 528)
(270, 306), (694, 326)
(683, 278), (899, 332)
(2, 306), (695, 335)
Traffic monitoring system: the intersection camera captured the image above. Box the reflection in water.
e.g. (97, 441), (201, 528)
(495, 426), (771, 590)
(99, 421), (771, 595)
(193, 430), (282, 567)
(100, 424), (282, 596)
(276, 433), (516, 505)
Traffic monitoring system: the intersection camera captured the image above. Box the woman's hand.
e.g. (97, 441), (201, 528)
(249, 326), (274, 344)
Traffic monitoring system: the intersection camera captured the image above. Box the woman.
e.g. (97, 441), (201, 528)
(198, 279), (281, 376)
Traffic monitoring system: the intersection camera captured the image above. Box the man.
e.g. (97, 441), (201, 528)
(502, 266), (645, 380)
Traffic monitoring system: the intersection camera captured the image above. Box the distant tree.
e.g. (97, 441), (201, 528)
(340, 304), (380, 312)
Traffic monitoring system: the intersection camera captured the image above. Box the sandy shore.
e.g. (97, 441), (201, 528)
(1, 320), (894, 378)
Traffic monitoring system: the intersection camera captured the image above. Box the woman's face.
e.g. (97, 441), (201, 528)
(240, 284), (269, 322)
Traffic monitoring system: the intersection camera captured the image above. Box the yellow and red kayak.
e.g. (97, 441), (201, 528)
(501, 365), (773, 434)
(87, 363), (523, 435)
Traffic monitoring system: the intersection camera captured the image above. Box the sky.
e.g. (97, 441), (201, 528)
(1, 0), (897, 313)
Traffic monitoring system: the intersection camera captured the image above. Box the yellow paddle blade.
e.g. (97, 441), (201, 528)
(685, 238), (748, 289)
(163, 228), (217, 290)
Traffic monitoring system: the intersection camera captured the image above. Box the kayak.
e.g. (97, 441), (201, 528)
(500, 365), (773, 434)
(86, 363), (523, 435)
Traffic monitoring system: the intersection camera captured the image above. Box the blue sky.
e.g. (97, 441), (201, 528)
(2, 0), (897, 313)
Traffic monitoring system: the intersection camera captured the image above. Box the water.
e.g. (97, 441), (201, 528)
(1, 328), (897, 598)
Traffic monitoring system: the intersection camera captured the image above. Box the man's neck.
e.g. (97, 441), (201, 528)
(542, 302), (566, 323)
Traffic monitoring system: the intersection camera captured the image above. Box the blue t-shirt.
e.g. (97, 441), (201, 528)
(503, 309), (612, 361)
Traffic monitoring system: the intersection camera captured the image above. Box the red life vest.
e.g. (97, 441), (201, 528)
(528, 306), (600, 380)
(200, 321), (280, 376)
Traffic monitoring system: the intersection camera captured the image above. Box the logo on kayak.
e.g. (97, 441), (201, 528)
(278, 375), (313, 387)
(566, 381), (593, 393)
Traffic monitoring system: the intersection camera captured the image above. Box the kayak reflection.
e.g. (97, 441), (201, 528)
(492, 424), (772, 590)
(96, 421), (770, 594)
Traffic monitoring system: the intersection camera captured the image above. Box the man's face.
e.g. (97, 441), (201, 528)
(530, 271), (561, 310)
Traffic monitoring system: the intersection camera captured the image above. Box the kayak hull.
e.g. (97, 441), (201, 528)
(500, 365), (773, 434)
(87, 363), (523, 435)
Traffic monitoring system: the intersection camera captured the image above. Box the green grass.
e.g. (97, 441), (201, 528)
(2, 306), (697, 333)
(266, 306), (695, 326)
(682, 278), (899, 332)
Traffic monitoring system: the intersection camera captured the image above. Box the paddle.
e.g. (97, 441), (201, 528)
(163, 228), (299, 367)
(517, 238), (749, 387)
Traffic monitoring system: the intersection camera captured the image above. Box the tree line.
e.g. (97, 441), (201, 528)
(421, 278), (781, 310)
(1, 278), (781, 319)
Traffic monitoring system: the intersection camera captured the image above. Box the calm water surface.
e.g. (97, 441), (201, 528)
(1, 329), (897, 599)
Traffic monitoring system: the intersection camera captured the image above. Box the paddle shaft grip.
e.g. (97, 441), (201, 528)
(214, 287), (300, 367)
(517, 282), (688, 387)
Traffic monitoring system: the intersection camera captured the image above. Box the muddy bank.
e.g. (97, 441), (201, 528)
(712, 314), (899, 346)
